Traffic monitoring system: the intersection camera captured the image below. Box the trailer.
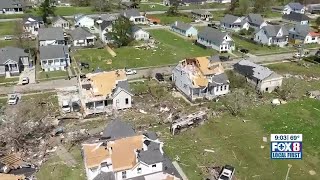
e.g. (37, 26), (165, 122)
(170, 111), (207, 135)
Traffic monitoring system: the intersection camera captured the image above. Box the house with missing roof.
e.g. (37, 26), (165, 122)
(197, 27), (235, 53)
(131, 25), (150, 41)
(70, 27), (96, 47)
(74, 14), (95, 28)
(78, 70), (133, 116)
(38, 27), (65, 46)
(283, 2), (305, 14)
(307, 4), (320, 14)
(245, 13), (267, 30)
(254, 25), (289, 47)
(0, 47), (30, 78)
(22, 15), (43, 37)
(289, 24), (319, 44)
(39, 46), (70, 71)
(52, 16), (70, 29)
(220, 14), (249, 32)
(0, 153), (36, 179)
(82, 119), (181, 180)
(172, 56), (229, 101)
(170, 21), (198, 37)
(282, 12), (310, 25)
(233, 59), (283, 93)
(0, 0), (24, 14)
(191, 9), (212, 21)
(120, 9), (147, 25)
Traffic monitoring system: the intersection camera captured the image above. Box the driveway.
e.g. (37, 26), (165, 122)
(18, 67), (36, 85)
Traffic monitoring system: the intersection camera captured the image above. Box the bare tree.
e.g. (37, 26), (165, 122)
(221, 89), (248, 116)
(275, 78), (298, 100)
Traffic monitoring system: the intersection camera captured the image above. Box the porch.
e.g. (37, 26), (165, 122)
(4, 63), (20, 77)
(84, 100), (113, 115)
(133, 16), (147, 24)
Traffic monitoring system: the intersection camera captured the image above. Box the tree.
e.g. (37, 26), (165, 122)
(39, 0), (55, 24)
(253, 0), (271, 13)
(228, 0), (239, 14)
(71, 0), (91, 6)
(109, 16), (133, 47)
(316, 16), (320, 32)
(91, 0), (111, 13)
(130, 0), (141, 8)
(221, 89), (248, 116)
(238, 0), (249, 15)
(166, 0), (179, 16)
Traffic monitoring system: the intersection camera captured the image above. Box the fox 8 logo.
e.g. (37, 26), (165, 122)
(272, 142), (301, 152)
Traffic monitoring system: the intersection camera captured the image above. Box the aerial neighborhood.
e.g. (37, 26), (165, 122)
(0, 0), (320, 179)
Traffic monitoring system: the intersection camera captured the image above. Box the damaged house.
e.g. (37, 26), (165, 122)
(233, 59), (283, 93)
(0, 153), (36, 179)
(82, 119), (181, 180)
(78, 70), (133, 116)
(172, 56), (230, 101)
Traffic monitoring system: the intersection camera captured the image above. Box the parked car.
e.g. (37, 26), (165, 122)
(294, 50), (310, 58)
(218, 165), (235, 180)
(72, 102), (80, 112)
(7, 94), (19, 105)
(155, 73), (164, 82)
(219, 56), (231, 62)
(4, 35), (13, 40)
(125, 69), (137, 75)
(240, 48), (249, 54)
(21, 77), (29, 85)
(80, 62), (89, 69)
(61, 100), (71, 113)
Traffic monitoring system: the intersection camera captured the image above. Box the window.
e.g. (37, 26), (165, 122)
(312, 37), (316, 40)
(116, 99), (119, 104)
(125, 98), (129, 105)
(152, 164), (157, 168)
(220, 86), (223, 91)
(224, 85), (227, 90)
(122, 171), (126, 179)
(137, 167), (142, 174)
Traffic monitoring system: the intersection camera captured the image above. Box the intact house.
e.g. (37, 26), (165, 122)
(220, 14), (249, 32)
(233, 59), (283, 93)
(245, 13), (267, 30)
(0, 47), (30, 77)
(283, 2), (305, 14)
(131, 25), (150, 41)
(172, 56), (229, 101)
(70, 27), (96, 47)
(197, 27), (235, 53)
(52, 15), (70, 29)
(82, 119), (182, 180)
(207, 0), (231, 3)
(170, 21), (198, 37)
(39, 45), (70, 71)
(22, 15), (43, 37)
(180, 0), (206, 6)
(254, 25), (289, 47)
(289, 24), (320, 44)
(282, 12), (310, 25)
(307, 4), (320, 14)
(0, 0), (24, 14)
(191, 9), (212, 21)
(98, 20), (114, 44)
(120, 9), (147, 25)
(38, 27), (65, 46)
(74, 14), (95, 28)
(78, 70), (133, 116)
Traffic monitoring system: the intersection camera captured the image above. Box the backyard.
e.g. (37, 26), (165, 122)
(0, 21), (15, 36)
(151, 13), (193, 25)
(0, 40), (17, 48)
(30, 6), (95, 16)
(36, 63), (69, 81)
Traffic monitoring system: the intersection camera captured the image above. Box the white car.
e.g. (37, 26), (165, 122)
(218, 165), (235, 180)
(21, 77), (29, 85)
(61, 100), (71, 113)
(4, 35), (13, 40)
(125, 69), (137, 75)
(7, 94), (19, 105)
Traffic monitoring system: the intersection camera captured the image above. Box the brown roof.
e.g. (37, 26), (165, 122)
(0, 173), (25, 180)
(163, 175), (175, 180)
(82, 143), (110, 168)
(0, 154), (24, 169)
(195, 56), (224, 76)
(146, 15), (161, 24)
(109, 135), (144, 172)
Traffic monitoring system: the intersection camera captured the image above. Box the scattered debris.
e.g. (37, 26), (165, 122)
(309, 170), (316, 175)
(204, 149), (215, 153)
(170, 111), (207, 135)
(263, 137), (267, 142)
(139, 109), (148, 114)
(271, 99), (281, 105)
(260, 146), (264, 149)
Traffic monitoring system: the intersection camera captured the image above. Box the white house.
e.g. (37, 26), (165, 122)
(38, 27), (65, 46)
(98, 20), (114, 44)
(289, 24), (320, 44)
(220, 14), (249, 32)
(282, 12), (310, 25)
(283, 2), (305, 14)
(74, 14), (95, 28)
(131, 25), (150, 40)
(245, 13), (267, 30)
(0, 0), (24, 14)
(52, 16), (70, 29)
(197, 27), (235, 53)
(170, 21), (198, 37)
(70, 27), (96, 47)
(78, 70), (133, 116)
(82, 120), (181, 180)
(120, 9), (147, 25)
(234, 59), (283, 93)
(172, 56), (229, 101)
(22, 15), (43, 37)
(254, 25), (289, 47)
(0, 47), (30, 78)
(39, 45), (70, 71)
(191, 9), (212, 21)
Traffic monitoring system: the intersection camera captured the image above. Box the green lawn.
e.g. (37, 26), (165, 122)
(0, 21), (16, 36)
(30, 6), (95, 16)
(139, 4), (169, 11)
(0, 14), (25, 19)
(0, 40), (17, 48)
(267, 61), (320, 77)
(152, 14), (192, 25)
(74, 29), (215, 71)
(0, 76), (19, 83)
(263, 11), (283, 18)
(37, 70), (68, 80)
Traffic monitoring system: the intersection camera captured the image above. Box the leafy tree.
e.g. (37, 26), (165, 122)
(253, 0), (271, 13)
(39, 0), (55, 24)
(109, 16), (133, 47)
(91, 0), (111, 12)
(316, 16), (320, 32)
(228, 0), (239, 14)
(166, 0), (179, 16)
(238, 0), (249, 15)
(130, 0), (141, 8)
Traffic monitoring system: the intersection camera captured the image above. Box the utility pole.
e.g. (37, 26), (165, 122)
(285, 164), (292, 180)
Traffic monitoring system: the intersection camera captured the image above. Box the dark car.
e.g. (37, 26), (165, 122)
(72, 102), (80, 112)
(155, 73), (164, 82)
(219, 56), (230, 62)
(240, 48), (249, 54)
(80, 62), (89, 69)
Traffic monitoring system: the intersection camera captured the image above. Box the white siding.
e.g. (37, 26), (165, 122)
(259, 78), (283, 92)
(133, 30), (150, 40)
(114, 162), (163, 180)
(112, 90), (132, 110)
(254, 29), (271, 45)
(304, 34), (319, 44)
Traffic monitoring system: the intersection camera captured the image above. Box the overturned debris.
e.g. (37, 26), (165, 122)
(170, 111), (207, 135)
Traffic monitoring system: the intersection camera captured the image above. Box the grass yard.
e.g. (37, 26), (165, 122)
(267, 61), (320, 77)
(211, 10), (226, 21)
(178, 3), (228, 10)
(0, 77), (19, 83)
(0, 14), (25, 19)
(0, 40), (17, 48)
(74, 29), (215, 71)
(263, 11), (283, 18)
(152, 14), (192, 25)
(139, 4), (169, 11)
(0, 21), (15, 36)
(30, 6), (95, 16)
(37, 70), (69, 80)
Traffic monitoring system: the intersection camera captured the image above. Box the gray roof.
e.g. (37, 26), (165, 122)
(198, 27), (230, 45)
(220, 14), (240, 24)
(282, 12), (310, 22)
(131, 176), (145, 180)
(121, 9), (140, 18)
(288, 2), (304, 10)
(38, 27), (64, 41)
(210, 73), (229, 86)
(74, 14), (85, 22)
(98, 14), (118, 22)
(261, 25), (288, 38)
(101, 119), (135, 140)
(117, 80), (131, 94)
(100, 20), (113, 31)
(247, 13), (264, 26)
(131, 25), (144, 33)
(208, 55), (221, 63)
(171, 21), (193, 31)
(70, 27), (94, 40)
(52, 15), (68, 23)
(93, 171), (115, 180)
(39, 46), (68, 60)
(0, 47), (28, 64)
(0, 0), (24, 9)
(22, 15), (43, 24)
(162, 155), (182, 179)
(289, 24), (310, 37)
(191, 9), (211, 15)
(138, 141), (163, 164)
(143, 132), (157, 140)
